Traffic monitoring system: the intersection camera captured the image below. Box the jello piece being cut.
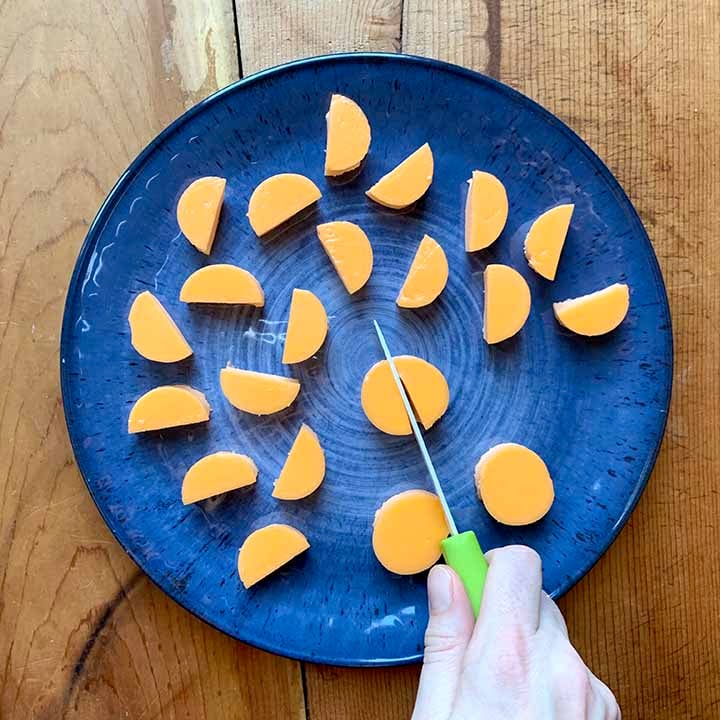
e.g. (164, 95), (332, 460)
(366, 143), (434, 209)
(182, 452), (258, 505)
(180, 264), (264, 306)
(273, 424), (325, 500)
(324, 94), (371, 176)
(220, 367), (300, 415)
(128, 291), (192, 363)
(282, 289), (328, 364)
(483, 264), (532, 344)
(177, 176), (226, 254)
(553, 283), (630, 336)
(247, 173), (321, 236)
(465, 171), (508, 252)
(524, 204), (574, 280)
(397, 234), (448, 308)
(237, 524), (310, 588)
(475, 443), (554, 525)
(372, 489), (450, 574)
(317, 221), (373, 294)
(128, 385), (210, 434)
(361, 355), (449, 436)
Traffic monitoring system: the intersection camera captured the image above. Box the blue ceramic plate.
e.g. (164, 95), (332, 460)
(61, 53), (672, 666)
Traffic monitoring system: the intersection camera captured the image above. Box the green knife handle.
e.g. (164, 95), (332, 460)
(441, 531), (488, 617)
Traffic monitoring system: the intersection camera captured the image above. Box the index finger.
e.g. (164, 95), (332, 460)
(469, 545), (543, 650)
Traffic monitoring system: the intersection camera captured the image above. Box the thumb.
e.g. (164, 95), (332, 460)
(412, 565), (475, 720)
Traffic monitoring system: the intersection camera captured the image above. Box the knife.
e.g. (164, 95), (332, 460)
(373, 320), (489, 616)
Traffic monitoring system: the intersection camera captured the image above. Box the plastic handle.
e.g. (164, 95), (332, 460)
(441, 530), (488, 617)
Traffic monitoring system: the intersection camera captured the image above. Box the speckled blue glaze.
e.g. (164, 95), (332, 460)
(60, 53), (672, 666)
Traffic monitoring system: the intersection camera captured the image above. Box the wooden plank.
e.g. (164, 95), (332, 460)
(0, 2), (305, 718)
(305, 665), (420, 720)
(62, 575), (306, 720)
(235, 0), (403, 75)
(402, 0), (501, 76)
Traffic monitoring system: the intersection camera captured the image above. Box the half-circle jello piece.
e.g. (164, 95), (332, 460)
(282, 289), (328, 364)
(220, 367), (300, 415)
(128, 291), (192, 363)
(177, 176), (226, 254)
(483, 264), (531, 344)
(180, 264), (264, 306)
(324, 94), (371, 176)
(317, 221), (373, 294)
(128, 385), (210, 434)
(366, 143), (433, 209)
(247, 173), (321, 236)
(182, 452), (258, 504)
(272, 424), (325, 500)
(553, 283), (630, 336)
(465, 170), (508, 252)
(237, 524), (309, 588)
(396, 234), (448, 308)
(524, 204), (574, 280)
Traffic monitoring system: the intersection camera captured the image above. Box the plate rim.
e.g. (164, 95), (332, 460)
(59, 51), (674, 667)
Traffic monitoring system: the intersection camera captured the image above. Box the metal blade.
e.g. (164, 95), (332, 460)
(372, 320), (458, 535)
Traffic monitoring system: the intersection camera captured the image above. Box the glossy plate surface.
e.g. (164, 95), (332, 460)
(60, 53), (672, 666)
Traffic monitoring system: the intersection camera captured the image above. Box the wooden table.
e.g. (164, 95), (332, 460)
(2, 2), (718, 717)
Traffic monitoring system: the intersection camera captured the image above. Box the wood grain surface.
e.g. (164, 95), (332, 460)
(1, 1), (718, 718)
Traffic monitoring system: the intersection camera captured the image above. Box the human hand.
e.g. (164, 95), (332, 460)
(412, 546), (620, 719)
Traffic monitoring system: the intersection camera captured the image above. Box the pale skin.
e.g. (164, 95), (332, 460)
(412, 546), (621, 720)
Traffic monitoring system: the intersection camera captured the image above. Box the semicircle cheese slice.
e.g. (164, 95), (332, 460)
(220, 367), (300, 415)
(553, 283), (630, 336)
(282, 289), (328, 364)
(524, 204), (574, 280)
(483, 264), (532, 344)
(317, 221), (373, 294)
(465, 171), (508, 252)
(372, 489), (450, 574)
(366, 143), (434, 209)
(180, 264), (264, 306)
(361, 355), (449, 436)
(128, 385), (210, 434)
(273, 424), (325, 500)
(128, 291), (192, 363)
(177, 176), (226, 254)
(237, 523), (310, 588)
(475, 443), (554, 525)
(397, 234), (448, 308)
(247, 173), (321, 236)
(325, 94), (371, 176)
(182, 452), (258, 505)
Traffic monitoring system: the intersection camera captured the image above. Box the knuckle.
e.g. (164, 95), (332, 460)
(551, 652), (592, 698)
(473, 631), (532, 687)
(423, 626), (466, 664)
(568, 666), (593, 698)
(493, 649), (529, 686)
(594, 679), (621, 719)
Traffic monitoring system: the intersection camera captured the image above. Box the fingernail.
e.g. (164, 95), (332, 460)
(428, 565), (454, 614)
